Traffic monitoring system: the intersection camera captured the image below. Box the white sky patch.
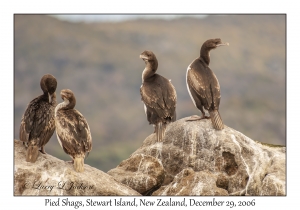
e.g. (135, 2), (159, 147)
(52, 14), (207, 23)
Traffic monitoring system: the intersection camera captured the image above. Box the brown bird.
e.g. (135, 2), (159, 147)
(55, 89), (92, 172)
(140, 50), (177, 142)
(19, 74), (57, 162)
(186, 38), (229, 130)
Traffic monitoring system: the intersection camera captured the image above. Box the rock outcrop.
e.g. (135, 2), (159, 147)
(109, 117), (286, 196)
(14, 139), (140, 196)
(108, 154), (165, 195)
(152, 168), (229, 196)
(14, 117), (285, 196)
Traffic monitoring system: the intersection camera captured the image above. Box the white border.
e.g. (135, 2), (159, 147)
(4, 0), (297, 208)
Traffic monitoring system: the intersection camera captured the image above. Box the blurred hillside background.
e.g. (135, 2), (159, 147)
(14, 14), (286, 172)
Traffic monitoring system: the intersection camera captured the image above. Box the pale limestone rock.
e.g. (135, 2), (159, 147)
(15, 116), (285, 196)
(153, 168), (228, 196)
(108, 154), (165, 195)
(111, 117), (286, 196)
(14, 139), (140, 196)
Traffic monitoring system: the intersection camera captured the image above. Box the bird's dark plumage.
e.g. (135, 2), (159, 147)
(186, 38), (229, 130)
(55, 89), (92, 172)
(19, 74), (57, 162)
(140, 50), (177, 142)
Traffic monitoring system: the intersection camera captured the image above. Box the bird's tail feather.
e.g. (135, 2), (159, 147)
(74, 156), (84, 172)
(156, 122), (166, 142)
(209, 110), (224, 130)
(26, 145), (39, 163)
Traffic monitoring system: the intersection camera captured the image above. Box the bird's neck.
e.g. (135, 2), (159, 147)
(49, 92), (57, 105)
(43, 91), (56, 105)
(55, 99), (74, 117)
(142, 60), (158, 82)
(200, 46), (210, 66)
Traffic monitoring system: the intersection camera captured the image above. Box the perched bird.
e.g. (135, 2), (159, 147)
(186, 38), (229, 130)
(55, 89), (92, 172)
(140, 50), (177, 142)
(19, 74), (57, 163)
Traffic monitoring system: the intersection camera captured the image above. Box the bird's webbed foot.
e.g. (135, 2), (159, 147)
(22, 141), (28, 148)
(39, 146), (47, 154)
(186, 114), (210, 121)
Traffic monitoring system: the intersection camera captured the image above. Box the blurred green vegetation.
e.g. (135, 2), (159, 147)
(14, 14), (285, 172)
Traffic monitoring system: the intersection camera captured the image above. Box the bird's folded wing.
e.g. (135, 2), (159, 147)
(140, 84), (169, 118)
(56, 110), (92, 155)
(187, 67), (212, 105)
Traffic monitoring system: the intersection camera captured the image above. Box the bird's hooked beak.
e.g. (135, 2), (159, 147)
(60, 91), (67, 101)
(48, 92), (52, 103)
(139, 54), (148, 61)
(216, 42), (229, 47)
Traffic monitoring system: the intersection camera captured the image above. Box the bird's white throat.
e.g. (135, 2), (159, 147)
(55, 99), (70, 117)
(48, 92), (52, 103)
